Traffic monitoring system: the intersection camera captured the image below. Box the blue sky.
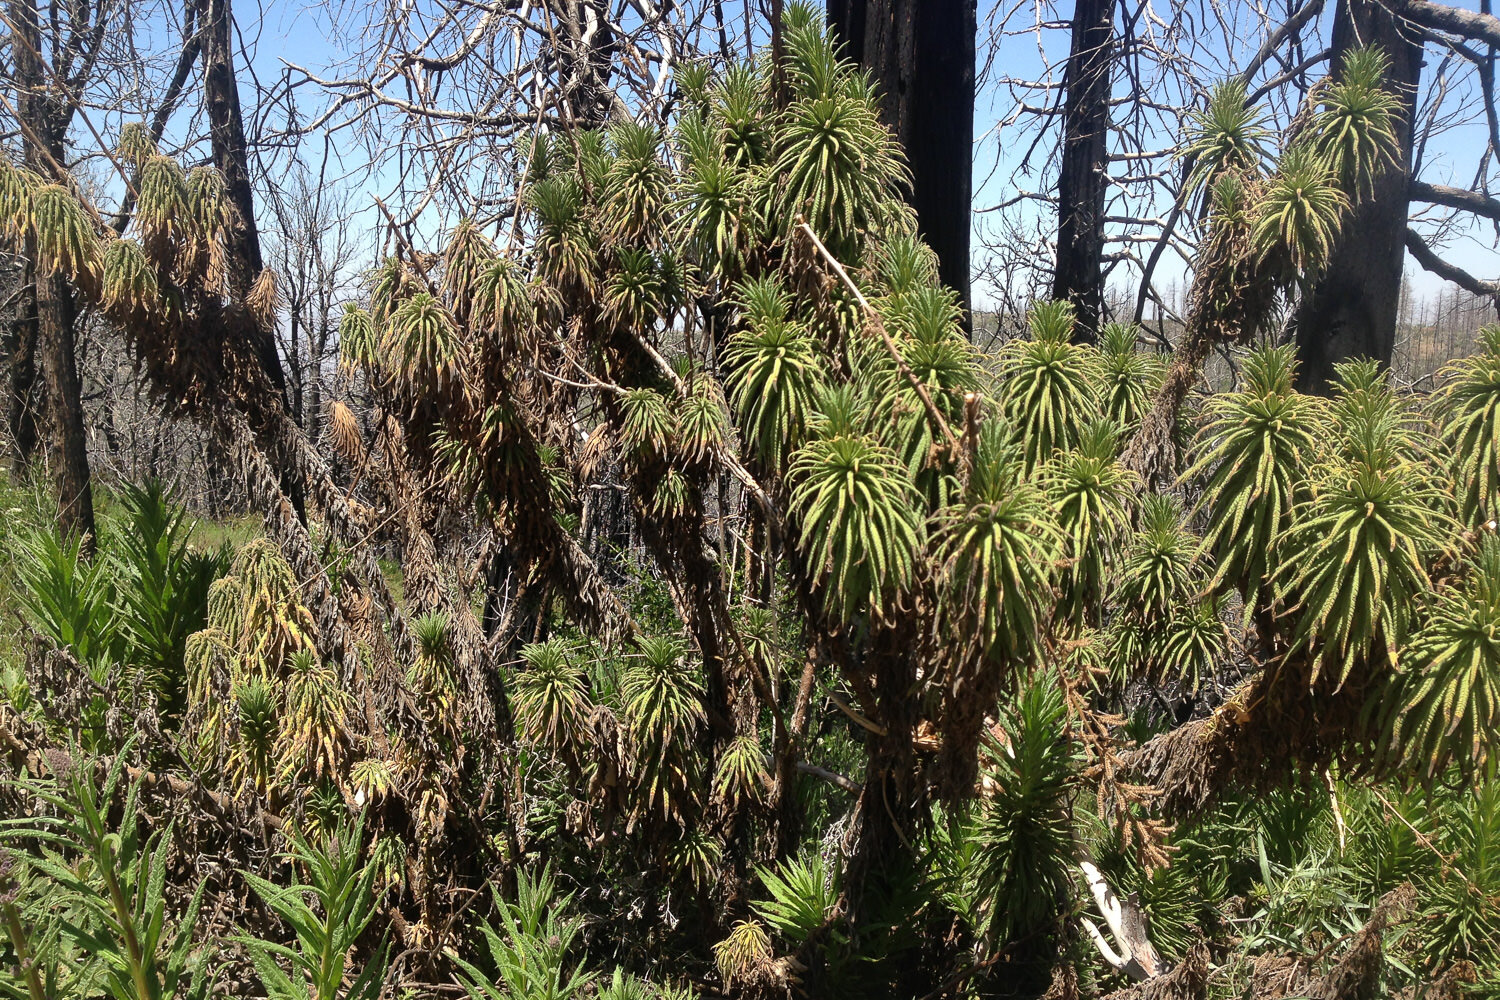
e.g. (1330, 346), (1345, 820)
(230, 0), (1499, 310)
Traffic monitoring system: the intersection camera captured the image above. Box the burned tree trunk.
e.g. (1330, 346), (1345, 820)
(11, 0), (96, 550)
(6, 263), (39, 476)
(199, 0), (308, 520)
(198, 0), (290, 406)
(34, 266), (95, 550)
(827, 0), (977, 329)
(554, 0), (623, 124)
(1053, 0), (1115, 341)
(1293, 0), (1422, 392)
(4, 0), (42, 477)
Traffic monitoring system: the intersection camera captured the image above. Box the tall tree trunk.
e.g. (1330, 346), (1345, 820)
(199, 0), (308, 520)
(827, 0), (977, 329)
(1053, 0), (1115, 341)
(12, 0), (96, 549)
(306, 337), (323, 447)
(1293, 0), (1422, 392)
(34, 258), (96, 549)
(4, 0), (42, 477)
(838, 630), (924, 935)
(6, 264), (40, 476)
(287, 309), (304, 428)
(199, 0), (290, 405)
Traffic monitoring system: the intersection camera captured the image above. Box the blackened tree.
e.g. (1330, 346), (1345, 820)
(827, 0), (978, 328)
(1053, 0), (1116, 342)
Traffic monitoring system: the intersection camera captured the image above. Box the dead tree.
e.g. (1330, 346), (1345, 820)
(5, 0), (100, 549)
(977, 0), (1309, 340)
(197, 0), (290, 404)
(280, 0), (713, 237)
(1053, 0), (1116, 340)
(267, 157), (360, 444)
(1293, 0), (1424, 391)
(827, 0), (979, 327)
(982, 0), (1500, 368)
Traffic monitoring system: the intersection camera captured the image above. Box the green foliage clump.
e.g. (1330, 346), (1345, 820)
(971, 676), (1078, 946)
(1384, 535), (1500, 780)
(934, 425), (1061, 661)
(451, 867), (591, 1000)
(996, 300), (1102, 471)
(1189, 345), (1319, 617)
(239, 818), (388, 1000)
(1441, 325), (1500, 526)
(789, 426), (922, 621)
(1, 751), (210, 1000)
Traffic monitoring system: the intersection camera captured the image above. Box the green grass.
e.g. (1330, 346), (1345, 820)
(379, 557), (405, 607)
(187, 512), (263, 553)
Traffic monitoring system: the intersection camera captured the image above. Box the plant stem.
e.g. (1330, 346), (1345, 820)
(1, 901), (47, 1000)
(89, 809), (158, 1000)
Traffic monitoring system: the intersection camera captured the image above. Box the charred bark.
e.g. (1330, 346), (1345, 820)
(5, 263), (40, 476)
(198, 0), (292, 407)
(827, 0), (977, 330)
(553, 0), (623, 124)
(4, 0), (42, 477)
(34, 267), (96, 550)
(1053, 0), (1115, 341)
(198, 0), (308, 519)
(11, 0), (96, 550)
(1293, 0), (1423, 392)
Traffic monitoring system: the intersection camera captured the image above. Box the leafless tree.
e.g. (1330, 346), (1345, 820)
(978, 0), (1500, 378)
(977, 0), (1322, 335)
(271, 1), (749, 235)
(266, 153), (365, 446)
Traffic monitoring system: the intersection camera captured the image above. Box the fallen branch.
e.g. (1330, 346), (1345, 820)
(1081, 859), (1168, 982)
(7, 731), (285, 834)
(795, 761), (859, 794)
(1101, 942), (1209, 1000)
(828, 691), (887, 736)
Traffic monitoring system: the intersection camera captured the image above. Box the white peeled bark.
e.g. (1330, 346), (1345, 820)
(1080, 860), (1167, 982)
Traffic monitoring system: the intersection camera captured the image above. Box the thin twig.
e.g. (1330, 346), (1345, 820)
(795, 221), (962, 457)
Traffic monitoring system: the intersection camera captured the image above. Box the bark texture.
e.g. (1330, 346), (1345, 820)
(827, 0), (977, 327)
(1053, 0), (1116, 341)
(6, 262), (40, 475)
(1293, 0), (1423, 392)
(11, 0), (96, 549)
(199, 0), (290, 404)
